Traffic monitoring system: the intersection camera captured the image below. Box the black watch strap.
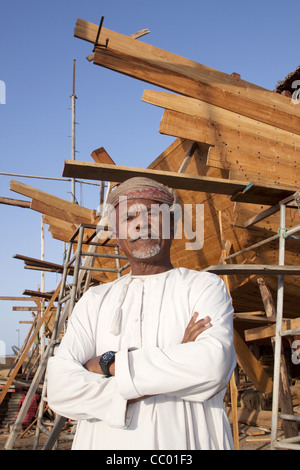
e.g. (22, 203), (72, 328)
(99, 351), (116, 377)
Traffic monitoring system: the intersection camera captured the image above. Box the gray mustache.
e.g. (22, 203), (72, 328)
(129, 228), (159, 241)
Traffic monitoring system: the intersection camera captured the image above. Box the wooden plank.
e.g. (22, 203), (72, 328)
(159, 109), (300, 166)
(226, 407), (282, 429)
(74, 19), (300, 134)
(0, 296), (37, 301)
(90, 147), (116, 165)
(205, 264), (300, 275)
(234, 313), (275, 323)
(142, 90), (300, 149)
(62, 159), (247, 194)
(63, 160), (296, 206)
(22, 290), (56, 300)
(13, 307), (41, 311)
(241, 199), (298, 228)
(30, 198), (91, 226)
(14, 254), (74, 275)
(207, 146), (300, 187)
(0, 197), (30, 208)
(230, 182), (297, 205)
(43, 215), (77, 234)
(234, 329), (273, 393)
(245, 317), (300, 342)
(10, 180), (93, 224)
(257, 278), (276, 318)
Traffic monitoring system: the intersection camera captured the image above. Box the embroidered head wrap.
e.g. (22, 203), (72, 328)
(107, 177), (176, 207)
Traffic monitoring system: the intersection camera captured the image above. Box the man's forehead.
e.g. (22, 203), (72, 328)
(117, 198), (171, 214)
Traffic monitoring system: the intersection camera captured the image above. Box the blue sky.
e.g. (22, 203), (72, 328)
(0, 0), (299, 351)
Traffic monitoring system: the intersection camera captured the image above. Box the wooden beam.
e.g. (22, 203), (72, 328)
(245, 317), (300, 342)
(226, 407), (283, 429)
(0, 296), (37, 301)
(241, 193), (299, 228)
(207, 145), (300, 186)
(62, 159), (247, 194)
(90, 147), (116, 165)
(234, 313), (275, 323)
(13, 307), (41, 311)
(204, 264), (300, 275)
(234, 329), (273, 393)
(14, 254), (74, 275)
(22, 289), (57, 300)
(257, 278), (276, 318)
(0, 197), (30, 208)
(10, 180), (93, 224)
(159, 109), (300, 165)
(230, 182), (298, 205)
(74, 19), (300, 135)
(142, 90), (300, 149)
(242, 204), (282, 228)
(43, 215), (77, 234)
(63, 160), (296, 205)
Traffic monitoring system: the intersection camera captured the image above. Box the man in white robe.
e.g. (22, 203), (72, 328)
(47, 177), (236, 450)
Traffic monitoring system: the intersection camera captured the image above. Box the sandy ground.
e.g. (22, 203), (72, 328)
(0, 429), (73, 450)
(0, 423), (281, 451)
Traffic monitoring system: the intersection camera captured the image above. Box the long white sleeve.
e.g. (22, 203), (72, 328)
(46, 291), (128, 428)
(115, 276), (236, 402)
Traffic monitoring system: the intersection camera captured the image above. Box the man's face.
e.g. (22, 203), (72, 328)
(115, 198), (173, 263)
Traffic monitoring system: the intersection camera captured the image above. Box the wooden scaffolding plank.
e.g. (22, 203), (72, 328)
(0, 296), (38, 301)
(74, 19), (300, 135)
(62, 160), (296, 205)
(230, 182), (297, 205)
(13, 254), (74, 275)
(62, 159), (247, 194)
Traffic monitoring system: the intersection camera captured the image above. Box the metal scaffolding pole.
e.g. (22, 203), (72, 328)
(71, 59), (77, 204)
(270, 203), (286, 449)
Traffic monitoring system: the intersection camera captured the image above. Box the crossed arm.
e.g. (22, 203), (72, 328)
(84, 313), (212, 377)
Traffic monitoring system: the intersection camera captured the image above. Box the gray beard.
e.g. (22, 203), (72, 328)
(131, 243), (161, 260)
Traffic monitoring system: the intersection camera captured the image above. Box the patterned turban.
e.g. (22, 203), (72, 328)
(107, 177), (176, 207)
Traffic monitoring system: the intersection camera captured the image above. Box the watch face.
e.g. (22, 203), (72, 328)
(102, 351), (115, 363)
(100, 351), (116, 377)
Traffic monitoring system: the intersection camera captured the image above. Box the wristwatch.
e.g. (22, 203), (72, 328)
(99, 351), (116, 377)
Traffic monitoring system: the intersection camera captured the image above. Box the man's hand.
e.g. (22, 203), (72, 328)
(181, 313), (212, 343)
(84, 356), (115, 376)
